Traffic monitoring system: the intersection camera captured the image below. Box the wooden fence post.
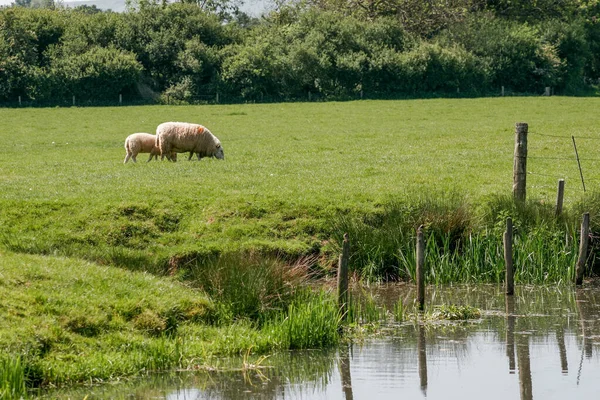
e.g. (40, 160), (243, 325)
(555, 179), (565, 217)
(504, 217), (514, 295)
(513, 122), (528, 203)
(416, 225), (425, 311)
(576, 212), (590, 285)
(337, 233), (350, 320)
(119, 94), (122, 105)
(72, 95), (75, 106)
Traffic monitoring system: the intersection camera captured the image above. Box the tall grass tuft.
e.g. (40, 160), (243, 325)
(269, 290), (341, 349)
(0, 356), (27, 400)
(393, 298), (405, 322)
(333, 193), (581, 284)
(184, 253), (311, 325)
(346, 291), (386, 325)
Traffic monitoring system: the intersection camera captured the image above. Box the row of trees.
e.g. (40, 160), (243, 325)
(1, 0), (599, 104)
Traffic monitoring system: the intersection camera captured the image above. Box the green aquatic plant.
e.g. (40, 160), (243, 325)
(431, 305), (481, 320)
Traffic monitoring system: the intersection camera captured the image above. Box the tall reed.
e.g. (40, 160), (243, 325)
(0, 356), (27, 400)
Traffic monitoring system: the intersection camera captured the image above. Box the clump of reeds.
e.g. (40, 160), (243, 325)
(184, 253), (312, 325)
(0, 356), (27, 400)
(268, 289), (341, 349)
(332, 193), (584, 284)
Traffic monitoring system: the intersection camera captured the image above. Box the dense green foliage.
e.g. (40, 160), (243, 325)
(1, 0), (600, 104)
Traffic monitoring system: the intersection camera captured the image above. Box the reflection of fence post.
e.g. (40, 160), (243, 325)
(556, 328), (568, 374)
(416, 225), (425, 311)
(337, 233), (350, 321)
(504, 218), (514, 295)
(555, 179), (565, 217)
(339, 344), (354, 400)
(517, 334), (533, 400)
(417, 324), (428, 396)
(505, 296), (516, 373)
(576, 212), (590, 285)
(513, 123), (528, 203)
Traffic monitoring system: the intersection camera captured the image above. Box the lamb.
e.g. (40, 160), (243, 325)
(156, 122), (224, 162)
(124, 132), (177, 163)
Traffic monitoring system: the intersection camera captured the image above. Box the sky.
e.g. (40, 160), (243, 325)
(0, 0), (271, 15)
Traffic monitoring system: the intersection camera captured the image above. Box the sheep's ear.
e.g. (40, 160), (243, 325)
(216, 143), (221, 148)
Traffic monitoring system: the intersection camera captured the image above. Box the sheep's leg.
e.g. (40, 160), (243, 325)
(147, 154), (154, 162)
(124, 154), (131, 163)
(132, 155), (137, 163)
(188, 152), (194, 161)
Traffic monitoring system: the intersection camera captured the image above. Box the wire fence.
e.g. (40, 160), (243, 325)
(526, 131), (600, 193)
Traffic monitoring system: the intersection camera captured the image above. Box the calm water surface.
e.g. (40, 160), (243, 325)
(43, 285), (600, 399)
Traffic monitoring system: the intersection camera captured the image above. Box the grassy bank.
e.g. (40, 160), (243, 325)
(3, 97), (600, 395)
(1, 98), (600, 279)
(0, 250), (341, 395)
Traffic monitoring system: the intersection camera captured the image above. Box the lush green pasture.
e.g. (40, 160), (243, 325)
(3, 97), (600, 395)
(2, 97), (600, 272)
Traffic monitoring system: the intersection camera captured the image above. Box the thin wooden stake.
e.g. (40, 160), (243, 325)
(416, 225), (425, 311)
(337, 233), (350, 320)
(504, 217), (514, 296)
(556, 179), (565, 217)
(513, 123), (528, 203)
(576, 212), (590, 285)
(572, 136), (586, 192)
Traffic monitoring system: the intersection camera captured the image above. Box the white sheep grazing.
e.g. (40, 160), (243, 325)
(156, 122), (224, 162)
(123, 132), (177, 163)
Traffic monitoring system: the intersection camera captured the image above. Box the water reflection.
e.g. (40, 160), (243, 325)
(417, 323), (428, 396)
(38, 285), (600, 400)
(339, 345), (353, 400)
(506, 296), (516, 373)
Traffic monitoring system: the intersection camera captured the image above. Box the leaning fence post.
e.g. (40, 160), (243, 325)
(337, 233), (350, 320)
(504, 218), (514, 296)
(416, 225), (425, 311)
(555, 179), (565, 217)
(513, 122), (528, 203)
(576, 213), (590, 285)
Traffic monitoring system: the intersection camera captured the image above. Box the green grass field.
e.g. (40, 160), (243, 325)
(2, 97), (600, 270)
(2, 97), (600, 394)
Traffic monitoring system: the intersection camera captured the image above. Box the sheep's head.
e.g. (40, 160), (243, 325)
(214, 143), (224, 160)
